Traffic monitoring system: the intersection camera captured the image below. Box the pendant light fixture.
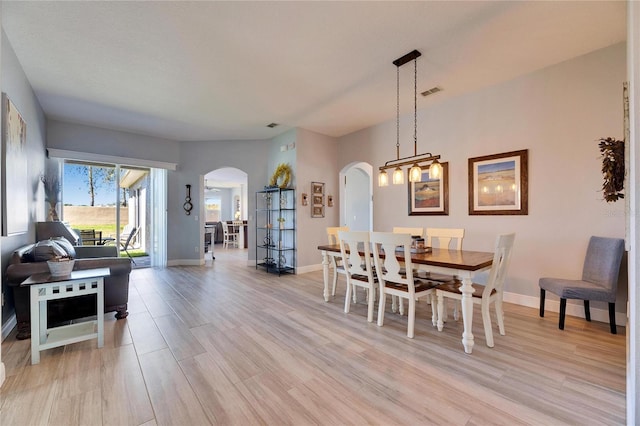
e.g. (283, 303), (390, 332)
(378, 49), (442, 187)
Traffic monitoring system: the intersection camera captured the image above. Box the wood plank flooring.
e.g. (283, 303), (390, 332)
(1, 246), (626, 425)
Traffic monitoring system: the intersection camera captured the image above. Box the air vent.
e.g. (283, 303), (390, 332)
(266, 123), (279, 128)
(421, 87), (442, 97)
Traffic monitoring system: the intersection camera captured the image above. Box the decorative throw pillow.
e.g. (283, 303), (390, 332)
(32, 240), (68, 262)
(49, 236), (76, 259)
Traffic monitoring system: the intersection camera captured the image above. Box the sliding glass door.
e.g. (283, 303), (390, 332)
(61, 160), (165, 267)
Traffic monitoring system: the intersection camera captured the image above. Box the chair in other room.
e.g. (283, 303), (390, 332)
(120, 226), (138, 265)
(221, 222), (239, 248)
(80, 229), (96, 246)
(326, 226), (349, 297)
(338, 230), (377, 322)
(539, 236), (624, 334)
(372, 232), (438, 338)
(435, 233), (515, 347)
(232, 220), (244, 248)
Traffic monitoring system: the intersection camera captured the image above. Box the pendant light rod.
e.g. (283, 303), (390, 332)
(379, 153), (441, 171)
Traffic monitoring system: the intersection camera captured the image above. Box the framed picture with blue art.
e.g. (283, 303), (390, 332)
(468, 149), (528, 215)
(407, 162), (448, 216)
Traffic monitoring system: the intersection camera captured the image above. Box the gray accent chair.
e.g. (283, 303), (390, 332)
(539, 236), (624, 334)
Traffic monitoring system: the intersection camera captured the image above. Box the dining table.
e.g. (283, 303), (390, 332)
(317, 243), (495, 354)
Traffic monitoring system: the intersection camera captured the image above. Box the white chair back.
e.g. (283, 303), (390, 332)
(371, 232), (416, 294)
(426, 228), (464, 250)
(338, 230), (373, 281)
(392, 227), (424, 238)
(483, 233), (516, 297)
(327, 226), (349, 245)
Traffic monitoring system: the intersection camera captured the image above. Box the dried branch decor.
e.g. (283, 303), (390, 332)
(598, 137), (624, 202)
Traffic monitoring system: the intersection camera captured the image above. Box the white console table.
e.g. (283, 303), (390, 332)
(21, 268), (110, 364)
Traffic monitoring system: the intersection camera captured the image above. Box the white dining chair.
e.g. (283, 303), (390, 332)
(391, 227), (424, 314)
(435, 233), (515, 347)
(221, 222), (239, 248)
(423, 227), (465, 321)
(326, 226), (349, 297)
(392, 227), (424, 238)
(372, 232), (437, 338)
(338, 230), (377, 322)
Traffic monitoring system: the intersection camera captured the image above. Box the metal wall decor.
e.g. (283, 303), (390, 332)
(183, 184), (193, 215)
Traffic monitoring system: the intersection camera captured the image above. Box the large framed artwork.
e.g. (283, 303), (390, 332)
(468, 149), (528, 215)
(408, 162), (449, 216)
(1, 93), (28, 235)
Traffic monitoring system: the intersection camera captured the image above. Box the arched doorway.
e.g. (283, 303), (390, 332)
(339, 162), (373, 231)
(203, 167), (248, 255)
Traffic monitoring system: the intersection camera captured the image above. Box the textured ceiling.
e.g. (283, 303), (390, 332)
(2, 1), (627, 142)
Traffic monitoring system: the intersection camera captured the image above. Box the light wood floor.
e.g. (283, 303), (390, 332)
(1, 246), (626, 425)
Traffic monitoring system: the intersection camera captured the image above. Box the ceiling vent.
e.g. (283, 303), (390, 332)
(266, 123), (279, 128)
(421, 87), (442, 97)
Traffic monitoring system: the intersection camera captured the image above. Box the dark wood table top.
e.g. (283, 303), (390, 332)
(317, 244), (494, 271)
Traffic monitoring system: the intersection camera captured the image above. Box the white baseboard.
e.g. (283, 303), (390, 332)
(504, 291), (626, 325)
(2, 314), (16, 341)
(299, 265), (626, 325)
(167, 259), (204, 266)
(297, 264), (323, 274)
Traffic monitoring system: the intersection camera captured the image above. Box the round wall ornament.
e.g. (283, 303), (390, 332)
(269, 163), (292, 188)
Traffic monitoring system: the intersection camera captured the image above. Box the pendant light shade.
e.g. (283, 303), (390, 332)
(429, 159), (442, 179)
(392, 167), (404, 185)
(378, 169), (389, 187)
(409, 163), (422, 182)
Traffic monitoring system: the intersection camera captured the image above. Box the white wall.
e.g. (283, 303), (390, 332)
(628, 1), (640, 422)
(47, 119), (180, 165)
(170, 139), (270, 263)
(295, 128), (339, 270)
(338, 43), (627, 313)
(0, 30), (47, 327)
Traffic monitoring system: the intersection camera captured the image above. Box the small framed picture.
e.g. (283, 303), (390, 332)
(312, 205), (324, 218)
(312, 195), (323, 206)
(301, 193), (308, 206)
(468, 149), (528, 215)
(312, 181), (324, 195)
(311, 182), (324, 195)
(327, 195), (334, 207)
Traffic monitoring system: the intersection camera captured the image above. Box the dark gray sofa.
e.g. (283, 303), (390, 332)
(6, 242), (132, 340)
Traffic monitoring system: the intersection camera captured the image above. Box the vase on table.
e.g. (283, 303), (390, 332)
(48, 202), (60, 221)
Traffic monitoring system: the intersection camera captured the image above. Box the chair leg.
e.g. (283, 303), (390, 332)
(407, 297), (415, 338)
(609, 303), (617, 334)
(481, 298), (494, 348)
(344, 281), (352, 314)
(367, 286), (375, 323)
(436, 292), (445, 332)
(495, 298), (506, 336)
(584, 300), (591, 322)
(331, 267), (338, 296)
(377, 292), (386, 327)
(559, 298), (567, 330)
(539, 289), (545, 317)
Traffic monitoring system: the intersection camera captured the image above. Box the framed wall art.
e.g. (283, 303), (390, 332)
(468, 149), (528, 215)
(408, 162), (449, 216)
(2, 93), (29, 235)
(311, 181), (325, 218)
